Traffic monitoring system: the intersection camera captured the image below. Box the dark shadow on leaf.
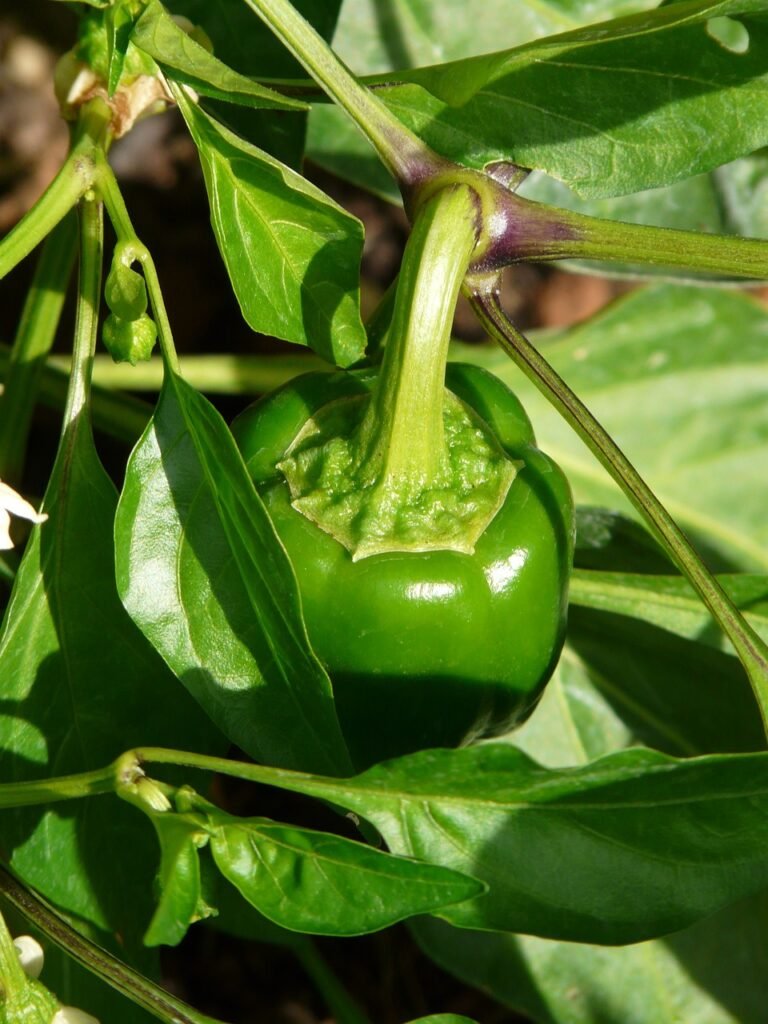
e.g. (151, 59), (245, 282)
(567, 607), (765, 755)
(300, 240), (365, 369)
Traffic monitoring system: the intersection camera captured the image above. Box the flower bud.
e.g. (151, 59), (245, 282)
(12, 935), (44, 979)
(52, 1007), (100, 1024)
(102, 313), (157, 365)
(105, 260), (148, 322)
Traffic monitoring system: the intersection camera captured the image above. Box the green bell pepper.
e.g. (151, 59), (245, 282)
(233, 362), (573, 769)
(234, 185), (574, 769)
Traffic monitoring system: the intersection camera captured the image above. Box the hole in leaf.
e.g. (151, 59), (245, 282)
(706, 16), (750, 53)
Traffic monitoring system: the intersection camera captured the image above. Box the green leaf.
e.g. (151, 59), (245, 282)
(114, 370), (352, 776)
(207, 808), (484, 936)
(175, 88), (365, 365)
(51, 0), (110, 7)
(570, 569), (768, 649)
(106, 5), (138, 95)
(331, 0), (660, 74)
(453, 284), (768, 571)
(132, 1), (307, 110)
(142, 811), (214, 947)
(263, 744), (768, 944)
(414, 640), (768, 1024)
(414, 892), (768, 1024)
(366, 0), (768, 197)
(308, 0), (660, 200)
(168, 0), (343, 165)
(0, 414), (215, 960)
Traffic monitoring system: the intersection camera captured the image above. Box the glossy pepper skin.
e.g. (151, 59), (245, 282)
(233, 362), (574, 770)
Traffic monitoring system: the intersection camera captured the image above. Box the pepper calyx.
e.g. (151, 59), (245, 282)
(278, 390), (519, 560)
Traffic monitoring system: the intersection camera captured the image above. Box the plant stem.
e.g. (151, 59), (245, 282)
(94, 155), (180, 373)
(474, 193), (768, 280)
(357, 185), (479, 489)
(0, 867), (228, 1024)
(0, 213), (78, 483)
(81, 352), (327, 393)
(239, 0), (439, 187)
(63, 196), (103, 432)
(0, 102), (110, 282)
(0, 765), (117, 809)
(468, 282), (768, 734)
(559, 212), (768, 279)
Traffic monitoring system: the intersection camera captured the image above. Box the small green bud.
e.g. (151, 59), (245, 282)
(102, 314), (157, 365)
(105, 260), (147, 321)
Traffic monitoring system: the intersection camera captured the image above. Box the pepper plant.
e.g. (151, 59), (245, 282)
(1, 1), (768, 1022)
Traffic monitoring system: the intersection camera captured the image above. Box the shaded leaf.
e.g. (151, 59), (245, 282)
(570, 569), (768, 649)
(454, 284), (768, 571)
(40, 946), (148, 1024)
(175, 88), (365, 364)
(114, 370), (352, 776)
(133, 1), (306, 110)
(406, 1017), (480, 1024)
(415, 892), (768, 1024)
(413, 640), (768, 1024)
(515, 621), (763, 760)
(574, 507), (673, 573)
(0, 412), (215, 963)
(168, 0), (340, 79)
(259, 743), (768, 944)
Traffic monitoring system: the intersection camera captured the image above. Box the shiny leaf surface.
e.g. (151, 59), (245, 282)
(115, 370), (352, 776)
(176, 89), (365, 365)
(251, 743), (768, 943)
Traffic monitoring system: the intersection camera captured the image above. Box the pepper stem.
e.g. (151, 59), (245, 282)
(278, 185), (517, 559)
(357, 185), (480, 491)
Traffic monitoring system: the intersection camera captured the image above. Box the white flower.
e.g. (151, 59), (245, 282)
(52, 1008), (100, 1024)
(12, 934), (44, 978)
(0, 480), (47, 550)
